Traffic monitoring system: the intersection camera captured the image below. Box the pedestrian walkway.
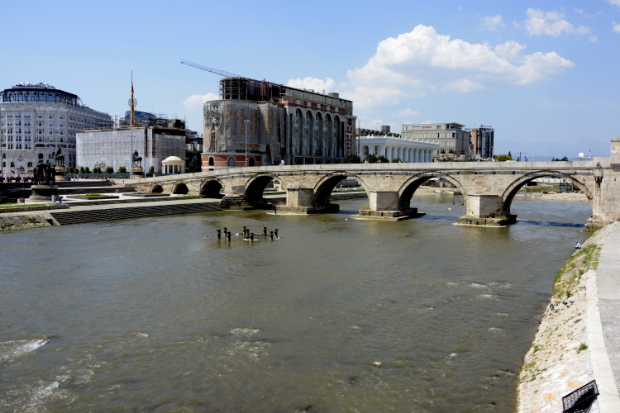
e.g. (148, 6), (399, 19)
(596, 223), (620, 393)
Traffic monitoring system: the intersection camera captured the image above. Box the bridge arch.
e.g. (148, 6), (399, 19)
(312, 173), (369, 207)
(244, 173), (286, 206)
(397, 172), (467, 211)
(172, 183), (189, 195)
(151, 184), (163, 194)
(501, 170), (593, 216)
(200, 178), (224, 198)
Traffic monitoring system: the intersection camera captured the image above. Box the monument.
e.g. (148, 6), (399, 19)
(132, 150), (144, 174)
(53, 148), (68, 181)
(30, 160), (59, 201)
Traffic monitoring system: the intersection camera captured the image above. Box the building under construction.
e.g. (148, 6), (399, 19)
(202, 77), (356, 169)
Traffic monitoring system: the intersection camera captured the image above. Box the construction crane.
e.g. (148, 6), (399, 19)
(180, 60), (243, 78)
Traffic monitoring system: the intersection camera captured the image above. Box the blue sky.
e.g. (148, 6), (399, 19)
(3, 0), (620, 158)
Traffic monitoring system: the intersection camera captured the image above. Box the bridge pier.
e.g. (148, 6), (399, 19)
(352, 191), (424, 221)
(275, 187), (339, 215)
(456, 194), (516, 227)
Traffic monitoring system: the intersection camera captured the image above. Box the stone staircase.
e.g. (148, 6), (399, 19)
(50, 202), (223, 226)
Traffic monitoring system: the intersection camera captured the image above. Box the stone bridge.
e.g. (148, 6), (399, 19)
(130, 139), (620, 229)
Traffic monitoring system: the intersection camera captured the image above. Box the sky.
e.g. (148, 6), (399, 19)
(3, 0), (620, 158)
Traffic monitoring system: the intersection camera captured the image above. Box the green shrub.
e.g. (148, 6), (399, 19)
(148, 165), (155, 174)
(188, 156), (202, 172)
(496, 154), (513, 162)
(391, 158), (402, 163)
(365, 154), (378, 163)
(93, 167), (101, 174)
(118, 166), (127, 173)
(377, 156), (389, 163)
(343, 154), (361, 164)
(67, 167), (74, 174)
(79, 166), (85, 174)
(106, 167), (114, 174)
(84, 167), (91, 173)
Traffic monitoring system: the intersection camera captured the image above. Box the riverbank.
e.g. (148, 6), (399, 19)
(517, 223), (620, 412)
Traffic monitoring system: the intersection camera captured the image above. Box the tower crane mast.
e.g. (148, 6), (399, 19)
(180, 60), (243, 78)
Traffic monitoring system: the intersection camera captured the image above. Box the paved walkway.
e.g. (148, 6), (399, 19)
(596, 223), (620, 394)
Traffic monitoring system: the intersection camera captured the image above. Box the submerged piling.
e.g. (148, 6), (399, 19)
(217, 229), (221, 239)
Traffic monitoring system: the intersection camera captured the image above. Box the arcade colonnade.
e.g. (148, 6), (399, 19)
(357, 135), (439, 163)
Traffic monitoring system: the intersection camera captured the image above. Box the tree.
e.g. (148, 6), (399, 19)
(148, 165), (155, 174)
(106, 167), (114, 174)
(84, 167), (91, 173)
(365, 154), (378, 163)
(508, 151), (512, 158)
(79, 166), (85, 174)
(93, 167), (101, 174)
(561, 156), (569, 161)
(391, 158), (402, 163)
(343, 154), (361, 164)
(188, 156), (201, 172)
(377, 155), (389, 163)
(496, 154), (513, 162)
(118, 166), (127, 173)
(67, 167), (74, 174)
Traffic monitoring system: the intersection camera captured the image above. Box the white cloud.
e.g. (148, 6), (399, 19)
(607, 0), (620, 7)
(442, 79), (486, 93)
(589, 36), (598, 42)
(286, 77), (336, 93)
(340, 86), (407, 109)
(481, 15), (505, 31)
(524, 8), (590, 36)
(494, 40), (526, 62)
(345, 24), (574, 97)
(183, 93), (218, 111)
(392, 108), (422, 117)
(613, 22), (620, 34)
(575, 9), (602, 18)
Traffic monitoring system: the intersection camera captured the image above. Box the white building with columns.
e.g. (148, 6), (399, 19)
(357, 126), (439, 162)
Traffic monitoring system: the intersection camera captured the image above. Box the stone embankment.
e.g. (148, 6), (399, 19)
(517, 223), (620, 412)
(515, 192), (589, 202)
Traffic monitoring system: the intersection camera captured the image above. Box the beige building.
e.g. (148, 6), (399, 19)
(401, 122), (471, 161)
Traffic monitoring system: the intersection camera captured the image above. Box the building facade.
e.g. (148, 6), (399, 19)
(401, 122), (471, 161)
(357, 126), (439, 162)
(76, 126), (186, 174)
(465, 125), (494, 159)
(0, 82), (112, 174)
(202, 77), (356, 170)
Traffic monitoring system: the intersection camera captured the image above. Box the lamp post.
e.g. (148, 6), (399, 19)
(0, 106), (3, 177)
(244, 119), (249, 167)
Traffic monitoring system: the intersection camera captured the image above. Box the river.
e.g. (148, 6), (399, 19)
(0, 195), (592, 412)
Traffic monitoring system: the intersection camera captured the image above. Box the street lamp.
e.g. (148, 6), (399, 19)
(244, 119), (249, 167)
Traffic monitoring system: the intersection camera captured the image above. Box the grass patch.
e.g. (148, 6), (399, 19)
(27, 218), (40, 224)
(0, 203), (47, 208)
(1, 223), (15, 230)
(577, 343), (588, 353)
(574, 318), (582, 323)
(533, 345), (542, 353)
(553, 244), (601, 301)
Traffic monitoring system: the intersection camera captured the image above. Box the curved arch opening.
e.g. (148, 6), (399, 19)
(151, 184), (163, 194)
(208, 157), (214, 166)
(248, 157), (255, 167)
(295, 158), (303, 165)
(501, 172), (593, 217)
(227, 157), (236, 167)
(200, 180), (223, 198)
(173, 183), (189, 195)
(245, 175), (277, 207)
(398, 173), (466, 211)
(313, 175), (367, 207)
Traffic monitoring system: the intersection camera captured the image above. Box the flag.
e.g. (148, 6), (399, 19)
(131, 82), (135, 125)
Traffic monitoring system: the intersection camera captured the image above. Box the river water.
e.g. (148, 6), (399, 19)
(0, 195), (592, 412)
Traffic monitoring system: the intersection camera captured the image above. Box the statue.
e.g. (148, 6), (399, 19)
(132, 150), (142, 167)
(53, 147), (65, 167)
(32, 160), (55, 185)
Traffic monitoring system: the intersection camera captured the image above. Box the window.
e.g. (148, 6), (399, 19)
(208, 157), (214, 166)
(227, 157), (236, 167)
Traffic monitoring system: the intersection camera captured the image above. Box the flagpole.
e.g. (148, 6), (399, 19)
(130, 70), (133, 179)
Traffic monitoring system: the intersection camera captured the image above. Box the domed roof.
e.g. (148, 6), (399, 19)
(162, 156), (184, 163)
